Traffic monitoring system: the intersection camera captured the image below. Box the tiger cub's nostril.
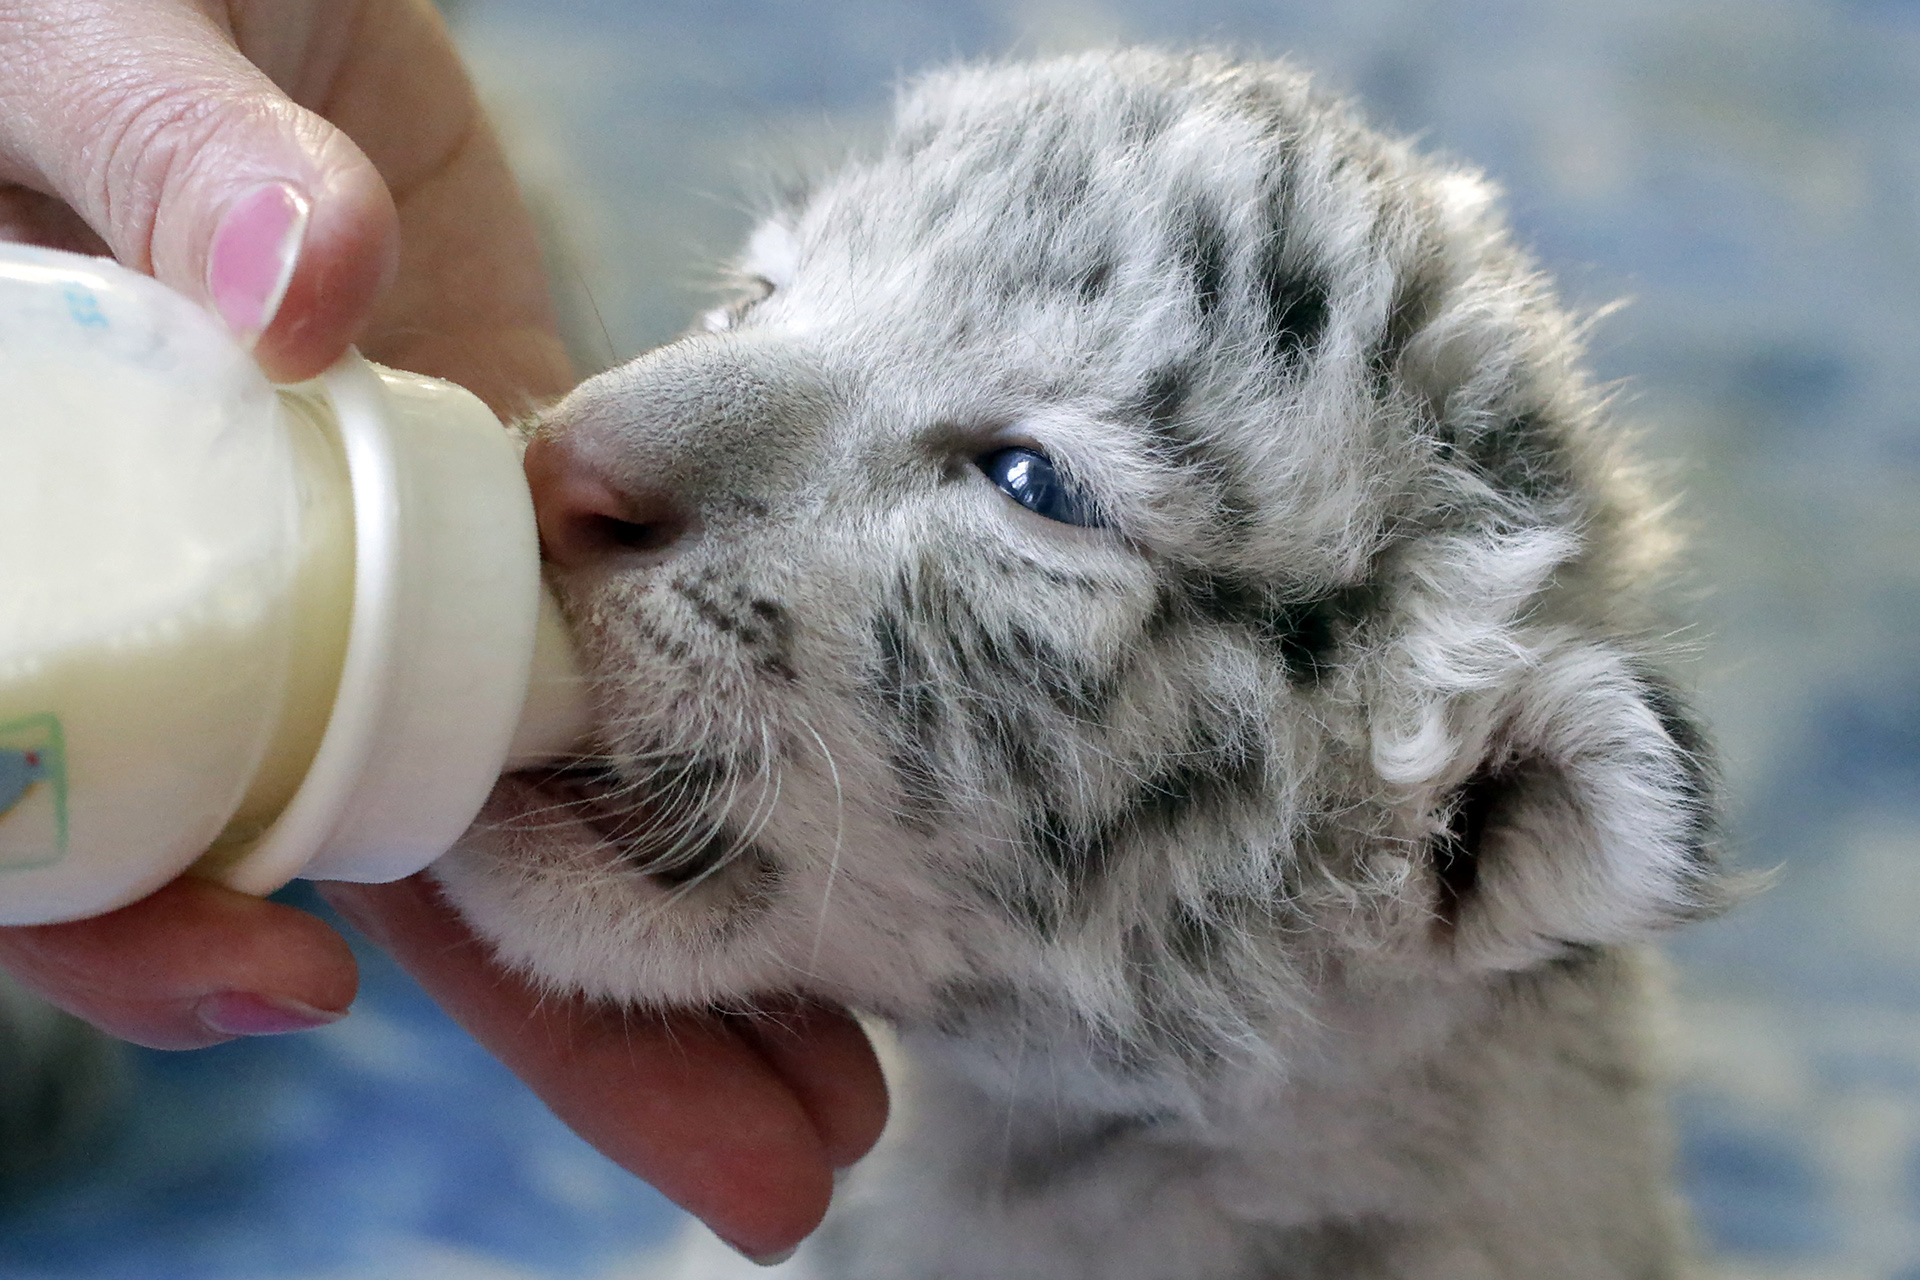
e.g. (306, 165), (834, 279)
(524, 435), (696, 570)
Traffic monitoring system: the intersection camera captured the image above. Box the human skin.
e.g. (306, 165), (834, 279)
(0, 0), (885, 1260)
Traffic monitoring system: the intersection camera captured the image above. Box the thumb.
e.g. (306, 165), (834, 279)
(0, 1), (398, 380)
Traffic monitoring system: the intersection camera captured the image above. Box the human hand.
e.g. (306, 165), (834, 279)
(0, 0), (886, 1258)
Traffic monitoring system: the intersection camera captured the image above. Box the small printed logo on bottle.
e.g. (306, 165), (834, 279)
(63, 285), (109, 330)
(0, 715), (68, 871)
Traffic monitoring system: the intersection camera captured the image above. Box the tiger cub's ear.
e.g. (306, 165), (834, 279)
(1421, 648), (1723, 970)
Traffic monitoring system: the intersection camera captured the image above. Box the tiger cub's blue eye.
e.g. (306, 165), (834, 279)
(977, 447), (1101, 527)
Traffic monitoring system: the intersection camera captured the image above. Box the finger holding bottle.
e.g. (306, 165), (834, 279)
(0, 4), (888, 1259)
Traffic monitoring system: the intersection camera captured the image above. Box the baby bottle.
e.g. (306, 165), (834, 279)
(0, 243), (589, 925)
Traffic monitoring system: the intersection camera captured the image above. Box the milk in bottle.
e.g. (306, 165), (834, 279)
(0, 244), (586, 925)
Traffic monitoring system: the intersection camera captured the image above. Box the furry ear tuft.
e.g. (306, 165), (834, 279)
(1432, 647), (1722, 970)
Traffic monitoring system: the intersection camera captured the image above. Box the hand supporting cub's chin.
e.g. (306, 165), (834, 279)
(321, 874), (888, 1261)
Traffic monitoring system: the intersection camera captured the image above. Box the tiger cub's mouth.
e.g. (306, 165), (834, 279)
(493, 764), (741, 889)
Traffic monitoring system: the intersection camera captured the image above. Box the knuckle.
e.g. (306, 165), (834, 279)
(82, 76), (235, 263)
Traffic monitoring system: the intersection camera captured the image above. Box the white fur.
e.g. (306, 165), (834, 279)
(440, 51), (1723, 1278)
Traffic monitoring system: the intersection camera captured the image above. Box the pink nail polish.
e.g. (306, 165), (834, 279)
(196, 991), (345, 1038)
(205, 181), (310, 347)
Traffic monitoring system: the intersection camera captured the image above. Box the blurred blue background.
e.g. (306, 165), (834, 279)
(4, 1), (1917, 1276)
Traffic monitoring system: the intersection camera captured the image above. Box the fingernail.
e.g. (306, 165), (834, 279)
(196, 991), (346, 1038)
(316, 883), (392, 949)
(724, 1241), (798, 1268)
(206, 180), (310, 347)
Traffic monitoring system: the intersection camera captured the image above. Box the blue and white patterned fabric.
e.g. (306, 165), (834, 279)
(2, 1), (1916, 1275)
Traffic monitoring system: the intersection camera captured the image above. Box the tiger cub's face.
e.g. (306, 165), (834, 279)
(439, 51), (1715, 1080)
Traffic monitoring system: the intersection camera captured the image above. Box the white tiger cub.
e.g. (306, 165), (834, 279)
(439, 49), (1723, 1279)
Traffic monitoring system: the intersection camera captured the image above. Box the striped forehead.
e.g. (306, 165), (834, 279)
(792, 98), (1323, 309)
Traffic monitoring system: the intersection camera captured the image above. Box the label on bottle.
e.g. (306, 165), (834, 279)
(0, 714), (68, 870)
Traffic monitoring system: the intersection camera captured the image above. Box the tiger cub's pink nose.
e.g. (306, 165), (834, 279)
(523, 435), (697, 570)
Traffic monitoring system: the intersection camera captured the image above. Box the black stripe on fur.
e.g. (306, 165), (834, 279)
(865, 598), (949, 835)
(1258, 254), (1329, 364)
(1186, 208), (1232, 325)
(1026, 708), (1268, 885)
(1175, 572), (1354, 681)
(1630, 667), (1719, 879)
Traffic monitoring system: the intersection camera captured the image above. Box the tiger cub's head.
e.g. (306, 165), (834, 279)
(440, 49), (1718, 1079)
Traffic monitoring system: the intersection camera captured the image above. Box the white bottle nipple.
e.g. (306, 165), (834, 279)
(0, 244), (590, 924)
